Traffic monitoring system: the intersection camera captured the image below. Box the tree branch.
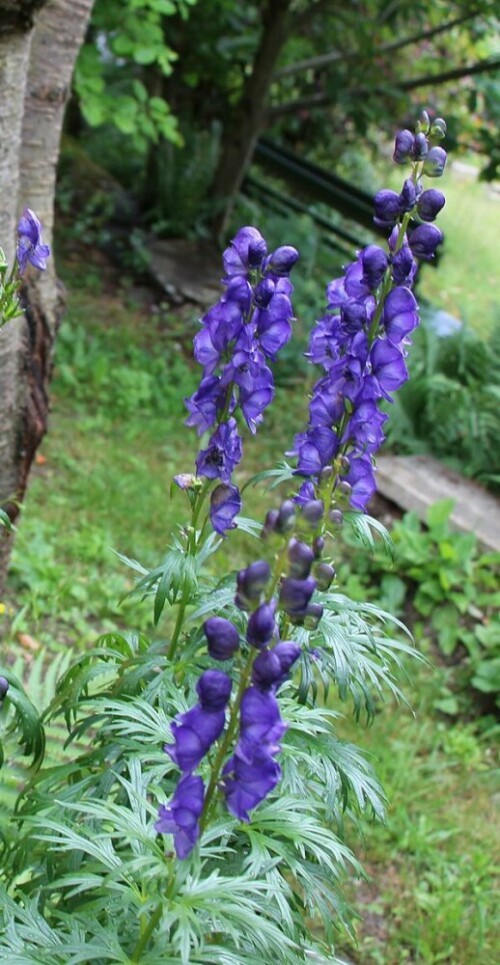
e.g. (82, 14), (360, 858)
(274, 12), (480, 79)
(268, 57), (500, 117)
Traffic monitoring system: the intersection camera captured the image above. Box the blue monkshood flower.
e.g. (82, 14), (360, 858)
(294, 480), (316, 506)
(391, 244), (417, 287)
(370, 338), (409, 399)
(423, 146), (447, 178)
(203, 616), (240, 661)
(185, 375), (228, 435)
(246, 600), (277, 649)
(239, 686), (287, 748)
(412, 132), (428, 161)
(408, 223), (443, 261)
(345, 454), (377, 511)
(223, 226), (267, 276)
(155, 773), (205, 859)
(295, 426), (339, 475)
(279, 576), (316, 618)
(342, 399), (387, 452)
(382, 286), (419, 345)
(254, 277), (275, 308)
(251, 649), (283, 690)
(287, 538), (314, 578)
(300, 499), (325, 528)
(398, 177), (418, 213)
(417, 188), (446, 222)
(393, 129), (415, 164)
(196, 418), (243, 482)
(222, 742), (282, 823)
(165, 670), (231, 771)
(17, 209), (50, 274)
(313, 561), (336, 591)
(374, 189), (401, 227)
(236, 560), (271, 610)
(360, 245), (388, 291)
(196, 669), (233, 711)
(239, 369), (275, 434)
(255, 292), (293, 359)
(272, 641), (301, 682)
(210, 483), (241, 536)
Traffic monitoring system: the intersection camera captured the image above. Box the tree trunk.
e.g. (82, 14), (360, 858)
(0, 0), (94, 590)
(211, 0), (292, 236)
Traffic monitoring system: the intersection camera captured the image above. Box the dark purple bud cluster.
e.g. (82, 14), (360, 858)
(184, 226), (298, 535)
(290, 115), (447, 512)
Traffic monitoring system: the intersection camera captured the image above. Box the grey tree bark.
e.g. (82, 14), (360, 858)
(0, 0), (94, 591)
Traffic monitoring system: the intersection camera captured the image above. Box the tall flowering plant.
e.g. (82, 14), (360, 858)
(1, 115), (447, 963)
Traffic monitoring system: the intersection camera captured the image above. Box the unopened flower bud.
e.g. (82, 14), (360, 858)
(313, 561), (336, 591)
(318, 465), (333, 484)
(196, 669), (232, 711)
(338, 455), (350, 474)
(279, 576), (316, 616)
(398, 178), (417, 213)
(417, 189), (445, 223)
(373, 189), (400, 227)
(430, 117), (447, 140)
(236, 561), (271, 609)
(412, 133), (429, 161)
(246, 601), (277, 648)
(203, 617), (240, 661)
(301, 499), (324, 527)
(287, 538), (314, 578)
(416, 110), (430, 134)
(302, 603), (324, 630)
(409, 223), (443, 260)
(267, 245), (299, 276)
(312, 536), (325, 559)
(338, 480), (352, 498)
(251, 649), (282, 690)
(329, 509), (344, 527)
(262, 509), (279, 537)
(393, 129), (414, 164)
(276, 499), (296, 533)
(0, 676), (9, 701)
(423, 146), (447, 178)
(273, 641), (301, 677)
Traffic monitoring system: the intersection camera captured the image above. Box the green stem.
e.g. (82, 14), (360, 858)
(167, 481), (212, 662)
(131, 903), (163, 962)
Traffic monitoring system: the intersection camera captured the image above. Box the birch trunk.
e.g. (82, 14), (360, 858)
(0, 0), (94, 590)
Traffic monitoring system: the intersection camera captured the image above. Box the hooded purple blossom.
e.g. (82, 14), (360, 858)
(196, 418), (243, 483)
(155, 773), (205, 859)
(17, 209), (50, 274)
(222, 743), (282, 822)
(203, 617), (240, 661)
(246, 601), (277, 649)
(210, 483), (241, 536)
(408, 223), (443, 260)
(165, 669), (231, 772)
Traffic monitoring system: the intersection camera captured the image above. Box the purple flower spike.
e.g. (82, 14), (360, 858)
(246, 601), (277, 649)
(17, 208), (51, 274)
(210, 483), (241, 536)
(196, 418), (243, 482)
(417, 189), (446, 222)
(196, 669), (232, 711)
(236, 561), (271, 610)
(155, 773), (205, 859)
(203, 617), (240, 661)
(239, 686), (287, 747)
(408, 224), (443, 261)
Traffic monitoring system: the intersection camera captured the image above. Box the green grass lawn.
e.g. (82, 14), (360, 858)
(1, 245), (499, 963)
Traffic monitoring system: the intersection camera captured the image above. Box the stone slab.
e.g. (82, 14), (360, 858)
(147, 237), (222, 306)
(376, 454), (500, 553)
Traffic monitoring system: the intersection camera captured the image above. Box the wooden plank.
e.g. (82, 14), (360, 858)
(376, 454), (500, 553)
